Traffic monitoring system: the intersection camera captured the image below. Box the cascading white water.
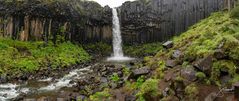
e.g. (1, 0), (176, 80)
(107, 8), (133, 61)
(112, 8), (124, 57)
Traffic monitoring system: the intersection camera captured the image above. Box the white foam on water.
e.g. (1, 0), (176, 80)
(107, 56), (134, 61)
(0, 83), (29, 101)
(39, 66), (91, 91)
(0, 66), (93, 100)
(38, 77), (53, 82)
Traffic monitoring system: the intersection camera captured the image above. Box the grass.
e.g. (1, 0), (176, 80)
(83, 42), (163, 57)
(0, 38), (90, 76)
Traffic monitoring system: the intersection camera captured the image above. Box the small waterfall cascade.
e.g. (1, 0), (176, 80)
(107, 8), (133, 61)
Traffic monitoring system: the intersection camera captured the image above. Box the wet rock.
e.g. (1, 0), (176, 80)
(180, 66), (197, 82)
(56, 98), (65, 101)
(214, 49), (226, 59)
(76, 95), (86, 101)
(110, 82), (118, 89)
(100, 77), (108, 83)
(165, 60), (178, 68)
(0, 75), (7, 83)
(24, 98), (36, 101)
(131, 67), (150, 78)
(129, 62), (135, 66)
(233, 82), (239, 100)
(172, 50), (182, 59)
(125, 95), (136, 101)
(193, 56), (213, 75)
(163, 41), (173, 49)
(220, 75), (232, 86)
(204, 92), (217, 101)
(37, 97), (49, 101)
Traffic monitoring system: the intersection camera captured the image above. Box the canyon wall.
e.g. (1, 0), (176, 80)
(119, 0), (236, 44)
(0, 0), (236, 44)
(0, 0), (112, 44)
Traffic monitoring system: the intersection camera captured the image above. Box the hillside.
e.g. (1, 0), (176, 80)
(89, 7), (239, 101)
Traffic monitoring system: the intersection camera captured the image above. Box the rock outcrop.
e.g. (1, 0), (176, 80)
(0, 0), (112, 44)
(0, 0), (236, 44)
(119, 0), (235, 44)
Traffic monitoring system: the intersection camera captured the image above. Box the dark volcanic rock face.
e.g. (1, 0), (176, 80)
(119, 0), (230, 44)
(0, 0), (112, 43)
(0, 0), (234, 44)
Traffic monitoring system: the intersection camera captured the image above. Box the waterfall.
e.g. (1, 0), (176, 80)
(107, 8), (133, 61)
(112, 8), (124, 57)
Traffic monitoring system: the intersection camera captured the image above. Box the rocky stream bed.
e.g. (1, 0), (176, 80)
(0, 58), (145, 101)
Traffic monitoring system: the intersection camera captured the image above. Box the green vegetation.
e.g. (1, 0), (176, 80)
(195, 72), (206, 80)
(136, 79), (160, 100)
(230, 2), (239, 19)
(89, 88), (112, 101)
(0, 38), (90, 75)
(83, 42), (112, 55)
(84, 42), (163, 57)
(111, 73), (120, 82)
(124, 42), (163, 57)
(162, 11), (239, 85)
(184, 84), (199, 100)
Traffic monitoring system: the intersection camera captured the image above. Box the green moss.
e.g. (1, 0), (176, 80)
(195, 72), (206, 80)
(89, 88), (112, 101)
(124, 42), (163, 57)
(136, 79), (160, 100)
(153, 61), (166, 79)
(230, 3), (239, 19)
(185, 83), (199, 101)
(211, 60), (236, 85)
(83, 42), (112, 55)
(0, 38), (90, 75)
(111, 73), (120, 82)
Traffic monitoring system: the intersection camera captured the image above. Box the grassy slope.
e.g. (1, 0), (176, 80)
(0, 38), (90, 76)
(89, 9), (239, 100)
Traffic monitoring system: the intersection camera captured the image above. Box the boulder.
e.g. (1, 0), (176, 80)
(163, 41), (173, 49)
(214, 49), (226, 59)
(131, 67), (150, 78)
(220, 75), (232, 86)
(165, 60), (178, 68)
(172, 50), (182, 59)
(204, 92), (217, 101)
(180, 66), (197, 82)
(193, 56), (213, 75)
(125, 95), (136, 101)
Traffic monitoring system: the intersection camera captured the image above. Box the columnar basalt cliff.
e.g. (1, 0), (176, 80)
(0, 0), (236, 44)
(119, 0), (236, 44)
(0, 0), (112, 44)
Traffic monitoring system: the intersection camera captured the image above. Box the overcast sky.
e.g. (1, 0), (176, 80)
(90, 0), (136, 7)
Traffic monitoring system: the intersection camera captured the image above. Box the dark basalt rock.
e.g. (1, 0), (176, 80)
(165, 59), (178, 68)
(214, 49), (226, 59)
(172, 50), (182, 59)
(163, 41), (174, 49)
(131, 67), (150, 78)
(204, 92), (217, 101)
(193, 56), (213, 75)
(180, 66), (197, 82)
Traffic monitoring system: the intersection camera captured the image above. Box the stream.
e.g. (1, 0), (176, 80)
(0, 59), (138, 101)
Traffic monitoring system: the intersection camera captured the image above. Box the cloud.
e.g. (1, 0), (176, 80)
(90, 0), (135, 7)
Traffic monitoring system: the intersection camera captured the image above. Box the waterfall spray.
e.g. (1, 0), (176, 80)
(107, 8), (133, 61)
